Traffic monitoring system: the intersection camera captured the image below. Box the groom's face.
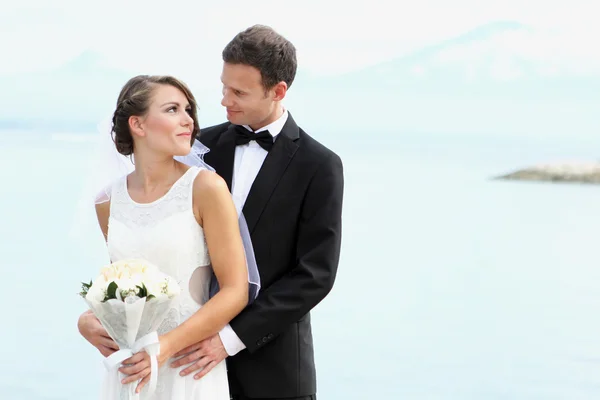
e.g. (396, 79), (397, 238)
(220, 62), (278, 129)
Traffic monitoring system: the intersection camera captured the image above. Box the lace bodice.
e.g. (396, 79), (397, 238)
(107, 166), (211, 332)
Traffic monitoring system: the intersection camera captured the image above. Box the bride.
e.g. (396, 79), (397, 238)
(77, 74), (257, 399)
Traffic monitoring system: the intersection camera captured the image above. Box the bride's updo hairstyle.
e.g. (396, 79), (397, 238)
(111, 75), (200, 156)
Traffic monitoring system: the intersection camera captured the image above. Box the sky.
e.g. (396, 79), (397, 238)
(1, 0), (597, 139)
(1, 0), (596, 79)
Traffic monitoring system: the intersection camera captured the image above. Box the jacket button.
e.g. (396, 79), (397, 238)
(267, 333), (274, 340)
(262, 337), (268, 343)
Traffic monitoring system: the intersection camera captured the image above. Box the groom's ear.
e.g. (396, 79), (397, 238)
(128, 116), (146, 138)
(271, 81), (288, 101)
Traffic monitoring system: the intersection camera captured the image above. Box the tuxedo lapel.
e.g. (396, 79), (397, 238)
(242, 114), (300, 233)
(203, 124), (237, 191)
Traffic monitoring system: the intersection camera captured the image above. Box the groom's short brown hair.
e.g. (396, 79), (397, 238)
(222, 24), (297, 91)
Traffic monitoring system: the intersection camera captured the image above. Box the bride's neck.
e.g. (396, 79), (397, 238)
(130, 152), (181, 192)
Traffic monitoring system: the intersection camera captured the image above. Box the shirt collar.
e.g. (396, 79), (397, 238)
(242, 107), (289, 139)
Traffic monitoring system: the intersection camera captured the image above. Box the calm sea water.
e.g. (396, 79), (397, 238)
(2, 130), (600, 399)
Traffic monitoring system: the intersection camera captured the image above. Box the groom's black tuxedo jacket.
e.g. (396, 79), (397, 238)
(199, 112), (344, 398)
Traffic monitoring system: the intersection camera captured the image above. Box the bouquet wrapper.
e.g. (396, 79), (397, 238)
(85, 294), (177, 399)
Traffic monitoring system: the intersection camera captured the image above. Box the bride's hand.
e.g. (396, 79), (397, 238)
(119, 337), (173, 393)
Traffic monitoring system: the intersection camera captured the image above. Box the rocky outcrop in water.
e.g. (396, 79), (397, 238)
(495, 162), (600, 184)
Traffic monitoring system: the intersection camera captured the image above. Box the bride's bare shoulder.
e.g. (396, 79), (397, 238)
(193, 168), (227, 191)
(192, 168), (230, 205)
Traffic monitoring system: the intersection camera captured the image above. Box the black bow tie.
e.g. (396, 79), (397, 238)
(233, 125), (274, 152)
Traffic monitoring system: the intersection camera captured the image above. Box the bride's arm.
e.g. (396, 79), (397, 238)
(76, 201), (119, 357)
(162, 169), (249, 355)
(95, 201), (110, 241)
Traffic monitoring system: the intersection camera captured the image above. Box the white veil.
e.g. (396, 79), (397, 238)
(70, 117), (260, 304)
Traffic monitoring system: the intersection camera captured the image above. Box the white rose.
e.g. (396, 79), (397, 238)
(113, 278), (133, 292)
(100, 264), (118, 282)
(86, 274), (108, 302)
(156, 275), (180, 297)
(93, 259), (178, 301)
(128, 259), (159, 276)
(165, 276), (181, 297)
(100, 259), (144, 281)
(145, 274), (180, 298)
(145, 277), (164, 297)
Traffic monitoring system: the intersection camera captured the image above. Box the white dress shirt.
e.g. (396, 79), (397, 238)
(218, 108), (289, 356)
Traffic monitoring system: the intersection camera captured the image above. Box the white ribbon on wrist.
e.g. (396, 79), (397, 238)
(103, 331), (161, 399)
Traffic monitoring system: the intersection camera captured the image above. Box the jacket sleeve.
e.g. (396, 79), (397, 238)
(229, 152), (344, 353)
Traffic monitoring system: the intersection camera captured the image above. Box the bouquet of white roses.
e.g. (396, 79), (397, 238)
(80, 259), (180, 399)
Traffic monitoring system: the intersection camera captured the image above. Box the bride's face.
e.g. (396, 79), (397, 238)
(136, 84), (194, 157)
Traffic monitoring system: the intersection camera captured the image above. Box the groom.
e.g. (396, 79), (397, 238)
(170, 25), (344, 399)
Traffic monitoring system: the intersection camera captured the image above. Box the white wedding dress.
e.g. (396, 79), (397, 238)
(102, 165), (230, 399)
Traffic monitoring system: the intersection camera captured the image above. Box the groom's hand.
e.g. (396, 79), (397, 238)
(170, 334), (227, 380)
(77, 310), (119, 357)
